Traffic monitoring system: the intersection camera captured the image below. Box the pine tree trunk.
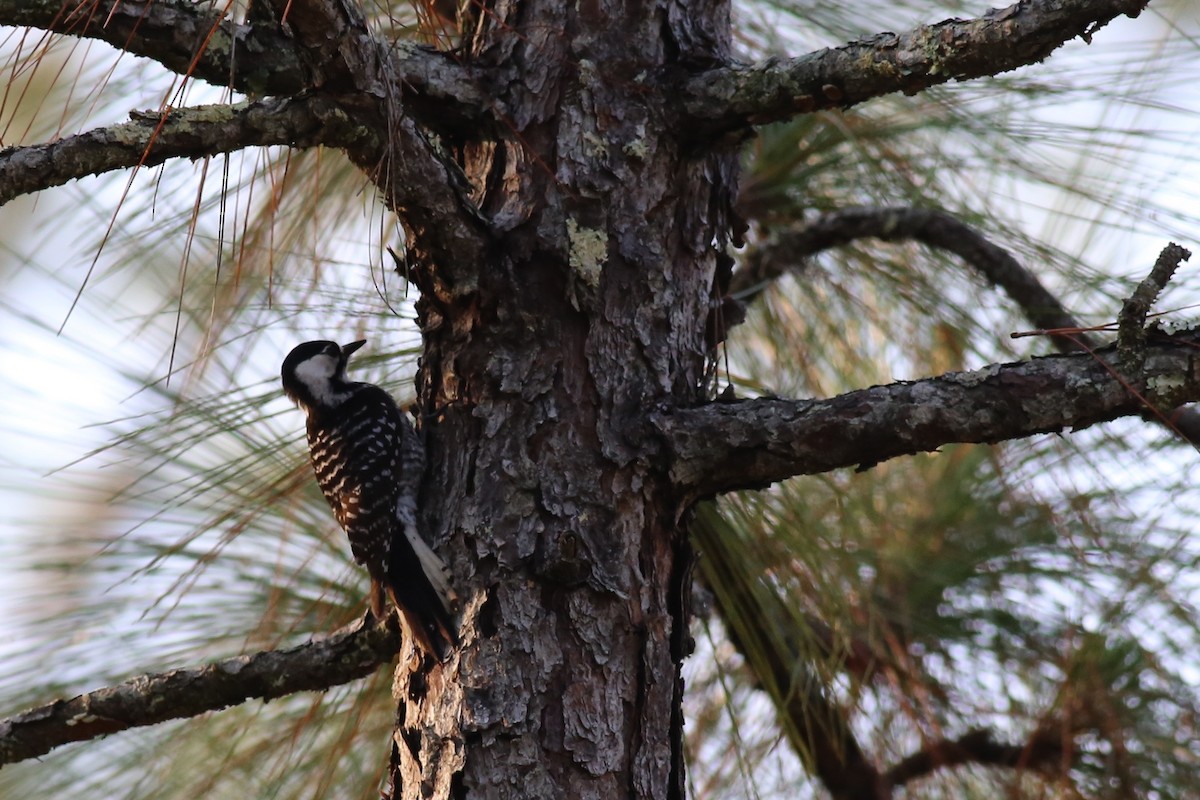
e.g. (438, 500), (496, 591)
(390, 0), (736, 796)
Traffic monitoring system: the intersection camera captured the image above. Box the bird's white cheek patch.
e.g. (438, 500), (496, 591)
(293, 354), (340, 405)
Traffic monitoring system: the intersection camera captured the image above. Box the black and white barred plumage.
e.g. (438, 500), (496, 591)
(281, 339), (457, 659)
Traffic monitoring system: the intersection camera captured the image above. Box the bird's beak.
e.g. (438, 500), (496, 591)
(341, 339), (367, 358)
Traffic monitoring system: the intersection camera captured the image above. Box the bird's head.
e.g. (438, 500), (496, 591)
(281, 339), (366, 410)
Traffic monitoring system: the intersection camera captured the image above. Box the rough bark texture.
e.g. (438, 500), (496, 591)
(0, 0), (484, 132)
(392, 0), (736, 795)
(0, 0), (304, 96)
(657, 330), (1200, 498)
(0, 98), (342, 204)
(679, 0), (1150, 136)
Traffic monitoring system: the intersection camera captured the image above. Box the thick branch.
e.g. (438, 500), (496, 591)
(253, 0), (489, 292)
(0, 0), (486, 129)
(733, 206), (1088, 354)
(0, 616), (400, 766)
(0, 0), (305, 96)
(2, 2), (490, 287)
(0, 96), (347, 205)
(884, 729), (1063, 788)
(656, 329), (1200, 497)
(679, 0), (1148, 137)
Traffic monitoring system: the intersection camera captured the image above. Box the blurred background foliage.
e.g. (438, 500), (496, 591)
(1, 0), (1199, 798)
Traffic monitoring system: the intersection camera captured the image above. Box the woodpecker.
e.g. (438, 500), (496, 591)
(281, 339), (457, 659)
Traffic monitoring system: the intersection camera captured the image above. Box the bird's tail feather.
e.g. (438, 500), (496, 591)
(390, 588), (458, 661)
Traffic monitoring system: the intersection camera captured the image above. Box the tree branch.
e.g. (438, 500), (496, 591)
(732, 206), (1089, 354)
(0, 0), (306, 96)
(0, 0), (487, 131)
(0, 95), (348, 206)
(250, 0), (490, 292)
(679, 0), (1149, 137)
(1117, 242), (1191, 370)
(2, 1), (492, 290)
(261, 0), (363, 88)
(655, 329), (1200, 497)
(0, 615), (400, 767)
(733, 210), (1200, 443)
(884, 728), (1063, 788)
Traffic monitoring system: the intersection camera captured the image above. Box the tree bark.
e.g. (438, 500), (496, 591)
(678, 0), (1150, 136)
(391, 0), (735, 795)
(656, 329), (1200, 498)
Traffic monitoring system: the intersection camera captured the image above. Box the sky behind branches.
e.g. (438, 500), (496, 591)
(1, 1), (1199, 795)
